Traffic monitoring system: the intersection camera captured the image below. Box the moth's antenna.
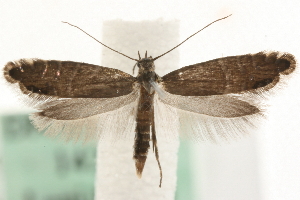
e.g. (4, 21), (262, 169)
(153, 14), (232, 61)
(62, 21), (139, 62)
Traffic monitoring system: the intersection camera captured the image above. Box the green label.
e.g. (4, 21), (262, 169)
(1, 114), (96, 200)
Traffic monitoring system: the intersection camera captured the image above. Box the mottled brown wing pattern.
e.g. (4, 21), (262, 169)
(162, 52), (296, 96)
(4, 59), (136, 98)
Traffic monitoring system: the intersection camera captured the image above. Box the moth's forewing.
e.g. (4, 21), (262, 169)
(162, 52), (296, 96)
(4, 59), (136, 98)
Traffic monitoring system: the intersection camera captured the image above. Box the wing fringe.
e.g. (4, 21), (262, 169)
(30, 98), (139, 143)
(154, 94), (265, 143)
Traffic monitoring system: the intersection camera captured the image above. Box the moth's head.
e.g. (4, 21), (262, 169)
(136, 51), (155, 72)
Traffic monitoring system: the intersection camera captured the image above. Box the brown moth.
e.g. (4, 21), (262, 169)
(3, 15), (296, 187)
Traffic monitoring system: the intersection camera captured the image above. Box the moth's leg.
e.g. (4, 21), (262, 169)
(151, 110), (163, 188)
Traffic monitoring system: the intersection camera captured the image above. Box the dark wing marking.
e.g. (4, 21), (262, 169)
(4, 59), (136, 98)
(162, 52), (296, 96)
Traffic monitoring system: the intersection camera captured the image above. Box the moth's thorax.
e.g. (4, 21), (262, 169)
(136, 57), (161, 94)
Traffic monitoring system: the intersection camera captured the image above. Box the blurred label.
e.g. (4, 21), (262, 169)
(1, 114), (96, 200)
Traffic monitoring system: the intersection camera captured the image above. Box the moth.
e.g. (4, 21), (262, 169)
(3, 15), (296, 187)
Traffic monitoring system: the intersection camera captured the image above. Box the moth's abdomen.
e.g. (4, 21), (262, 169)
(133, 86), (154, 177)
